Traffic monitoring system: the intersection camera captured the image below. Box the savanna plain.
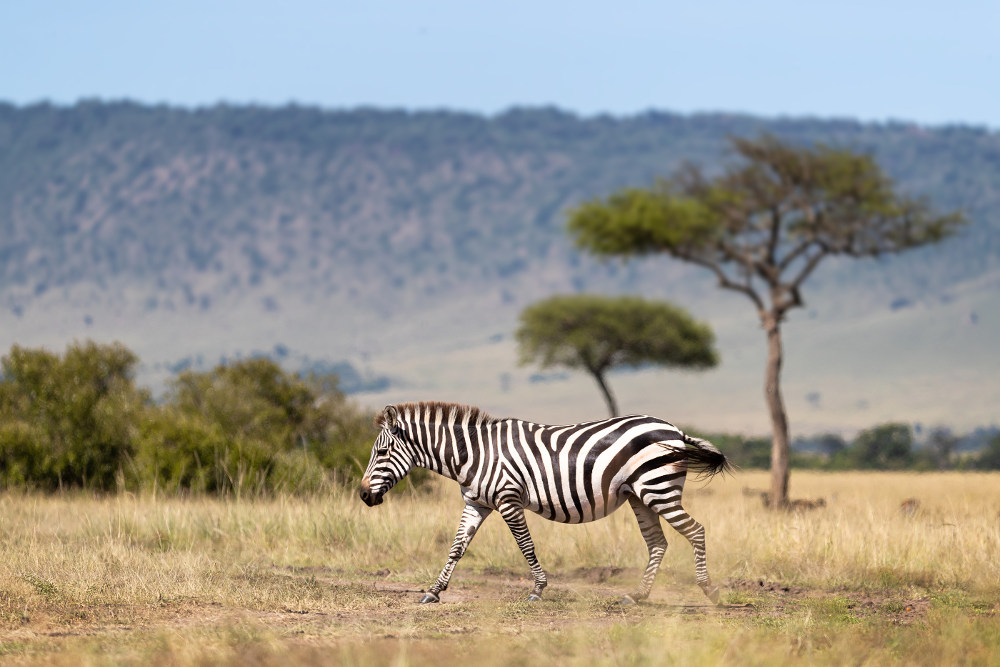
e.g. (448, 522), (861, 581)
(0, 471), (998, 666)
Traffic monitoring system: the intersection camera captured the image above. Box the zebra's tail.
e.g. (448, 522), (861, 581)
(680, 434), (734, 480)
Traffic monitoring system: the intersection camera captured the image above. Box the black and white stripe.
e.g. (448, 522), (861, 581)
(359, 402), (730, 604)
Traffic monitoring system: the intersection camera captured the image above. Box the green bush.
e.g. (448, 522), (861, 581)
(971, 435), (1000, 470)
(0, 421), (48, 488)
(131, 409), (228, 494)
(831, 423), (914, 470)
(0, 342), (381, 495)
(132, 358), (381, 495)
(0, 341), (145, 490)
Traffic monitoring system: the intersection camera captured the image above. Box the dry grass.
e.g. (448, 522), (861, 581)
(0, 471), (998, 665)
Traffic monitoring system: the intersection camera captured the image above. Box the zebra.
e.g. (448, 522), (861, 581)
(359, 402), (730, 604)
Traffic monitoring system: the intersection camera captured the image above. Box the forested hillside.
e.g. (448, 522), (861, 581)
(3, 103), (998, 307)
(2, 102), (997, 431)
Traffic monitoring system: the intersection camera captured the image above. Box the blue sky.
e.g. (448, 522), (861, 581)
(2, 1), (997, 127)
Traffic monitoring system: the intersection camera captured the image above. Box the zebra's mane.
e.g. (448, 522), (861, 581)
(381, 401), (499, 428)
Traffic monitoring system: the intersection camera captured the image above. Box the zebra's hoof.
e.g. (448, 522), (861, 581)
(419, 593), (440, 604)
(527, 594), (542, 602)
(619, 595), (637, 606)
(703, 586), (720, 605)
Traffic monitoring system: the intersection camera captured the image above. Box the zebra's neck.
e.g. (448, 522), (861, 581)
(395, 402), (496, 483)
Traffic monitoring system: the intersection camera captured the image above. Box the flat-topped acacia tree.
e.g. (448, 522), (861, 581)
(516, 294), (718, 418)
(567, 135), (963, 508)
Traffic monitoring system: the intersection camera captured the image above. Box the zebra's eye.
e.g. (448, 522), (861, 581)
(376, 446), (389, 456)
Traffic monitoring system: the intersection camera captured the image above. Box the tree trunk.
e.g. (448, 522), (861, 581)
(763, 314), (790, 508)
(590, 369), (620, 417)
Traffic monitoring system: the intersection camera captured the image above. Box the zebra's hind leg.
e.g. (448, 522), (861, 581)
(622, 495), (668, 604)
(421, 503), (493, 603)
(498, 502), (547, 601)
(659, 502), (720, 605)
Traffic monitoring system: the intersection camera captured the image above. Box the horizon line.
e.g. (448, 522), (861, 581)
(2, 96), (996, 133)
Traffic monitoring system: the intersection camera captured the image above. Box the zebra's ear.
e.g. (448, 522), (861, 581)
(381, 405), (399, 431)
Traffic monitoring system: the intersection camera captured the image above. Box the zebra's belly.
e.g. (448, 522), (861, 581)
(526, 487), (631, 524)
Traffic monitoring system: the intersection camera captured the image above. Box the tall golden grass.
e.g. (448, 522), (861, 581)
(0, 471), (998, 665)
(2, 471), (997, 606)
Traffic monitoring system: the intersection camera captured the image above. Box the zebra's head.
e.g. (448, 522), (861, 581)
(359, 405), (413, 507)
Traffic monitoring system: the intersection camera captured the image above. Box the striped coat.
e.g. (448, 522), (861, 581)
(360, 402), (729, 604)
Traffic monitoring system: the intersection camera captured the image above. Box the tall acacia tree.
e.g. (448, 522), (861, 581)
(567, 136), (963, 507)
(516, 294), (718, 417)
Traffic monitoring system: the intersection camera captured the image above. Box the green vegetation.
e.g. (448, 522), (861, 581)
(832, 423), (915, 470)
(711, 422), (1000, 471)
(0, 341), (145, 490)
(567, 135), (964, 508)
(0, 341), (375, 494)
(516, 295), (717, 416)
(974, 436), (1000, 470)
(0, 341), (997, 496)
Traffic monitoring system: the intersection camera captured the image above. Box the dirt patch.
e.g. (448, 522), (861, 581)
(727, 578), (807, 596)
(568, 566), (639, 584)
(723, 577), (934, 625)
(277, 564), (346, 576)
(477, 565), (525, 578)
(843, 594), (931, 624)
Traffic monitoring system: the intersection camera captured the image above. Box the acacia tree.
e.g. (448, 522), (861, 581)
(567, 136), (963, 507)
(516, 294), (718, 417)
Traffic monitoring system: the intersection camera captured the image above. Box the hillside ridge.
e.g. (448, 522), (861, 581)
(2, 102), (997, 432)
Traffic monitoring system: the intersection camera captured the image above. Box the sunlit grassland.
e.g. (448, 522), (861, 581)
(0, 471), (998, 665)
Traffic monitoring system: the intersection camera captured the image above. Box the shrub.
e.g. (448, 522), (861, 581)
(0, 341), (145, 490)
(0, 342), (384, 495)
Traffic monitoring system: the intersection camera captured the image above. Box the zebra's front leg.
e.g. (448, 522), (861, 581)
(498, 502), (547, 601)
(421, 503), (492, 603)
(623, 495), (668, 604)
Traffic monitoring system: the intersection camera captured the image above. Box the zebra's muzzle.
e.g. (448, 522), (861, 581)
(360, 490), (384, 506)
(359, 479), (384, 507)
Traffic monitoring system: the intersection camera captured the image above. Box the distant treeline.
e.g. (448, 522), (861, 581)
(1, 341), (998, 495)
(703, 425), (1000, 472)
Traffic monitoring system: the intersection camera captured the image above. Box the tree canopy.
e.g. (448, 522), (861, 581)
(570, 136), (964, 322)
(568, 135), (964, 507)
(516, 294), (718, 416)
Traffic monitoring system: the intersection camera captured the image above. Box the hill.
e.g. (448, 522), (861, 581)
(2, 102), (998, 433)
